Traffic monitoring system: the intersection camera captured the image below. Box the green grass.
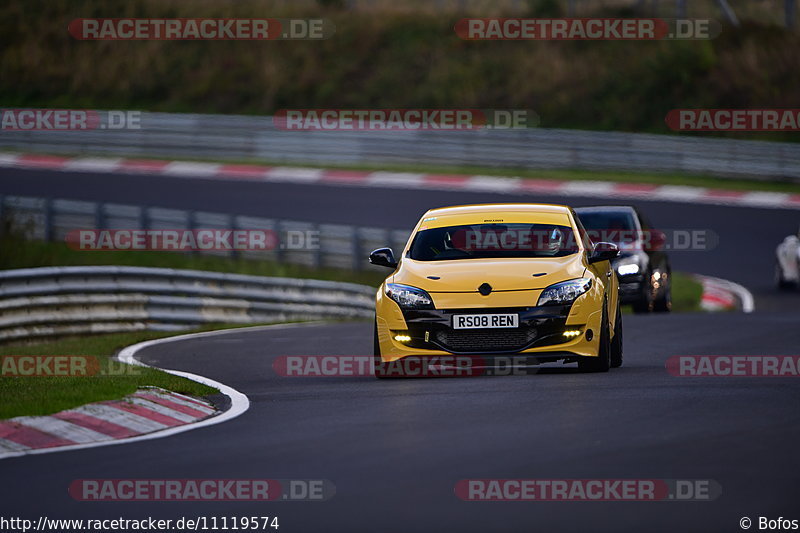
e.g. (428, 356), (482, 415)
(669, 272), (703, 313)
(0, 329), (225, 419)
(2, 1), (800, 141)
(619, 272), (702, 314)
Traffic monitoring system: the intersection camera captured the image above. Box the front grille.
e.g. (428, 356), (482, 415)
(433, 328), (537, 353)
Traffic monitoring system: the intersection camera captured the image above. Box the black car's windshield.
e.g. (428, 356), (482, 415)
(576, 211), (638, 245)
(408, 223), (579, 261)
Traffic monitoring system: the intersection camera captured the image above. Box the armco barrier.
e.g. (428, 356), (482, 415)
(1, 112), (798, 181)
(0, 194), (412, 272)
(0, 266), (376, 342)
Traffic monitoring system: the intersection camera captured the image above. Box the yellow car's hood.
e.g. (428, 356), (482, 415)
(393, 255), (586, 292)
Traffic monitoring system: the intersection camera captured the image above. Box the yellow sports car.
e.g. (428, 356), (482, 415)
(369, 203), (622, 376)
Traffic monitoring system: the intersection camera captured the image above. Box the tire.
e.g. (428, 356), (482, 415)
(578, 302), (611, 373)
(610, 304), (623, 368)
(632, 275), (654, 314)
(653, 271), (672, 313)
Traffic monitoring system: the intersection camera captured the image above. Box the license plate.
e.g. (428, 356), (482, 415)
(452, 313), (519, 329)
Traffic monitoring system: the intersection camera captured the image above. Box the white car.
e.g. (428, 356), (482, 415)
(776, 229), (800, 289)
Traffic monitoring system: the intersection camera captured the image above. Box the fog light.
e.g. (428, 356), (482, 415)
(394, 334), (412, 343)
(585, 329), (594, 341)
(563, 329), (582, 338)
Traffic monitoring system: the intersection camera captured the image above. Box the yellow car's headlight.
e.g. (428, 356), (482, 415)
(386, 283), (434, 310)
(537, 278), (592, 306)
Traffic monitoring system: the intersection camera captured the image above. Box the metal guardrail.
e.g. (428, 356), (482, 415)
(0, 194), (400, 342)
(0, 194), (411, 272)
(0, 266), (376, 342)
(1, 112), (799, 181)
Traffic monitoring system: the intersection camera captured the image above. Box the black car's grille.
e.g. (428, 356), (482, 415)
(433, 328), (537, 353)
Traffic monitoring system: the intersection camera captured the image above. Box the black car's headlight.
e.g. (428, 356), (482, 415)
(537, 278), (592, 306)
(386, 283), (434, 309)
(615, 256), (641, 276)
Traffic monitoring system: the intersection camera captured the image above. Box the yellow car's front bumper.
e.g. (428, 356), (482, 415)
(375, 285), (606, 363)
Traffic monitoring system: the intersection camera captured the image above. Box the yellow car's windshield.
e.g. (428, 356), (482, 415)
(409, 223), (579, 261)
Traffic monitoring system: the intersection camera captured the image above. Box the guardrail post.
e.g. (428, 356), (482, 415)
(43, 198), (54, 242)
(275, 220), (284, 264)
(0, 194), (8, 239)
(352, 226), (362, 271)
(187, 210), (198, 257)
(94, 202), (105, 230)
(311, 222), (322, 269)
(139, 205), (150, 233)
(229, 213), (239, 260)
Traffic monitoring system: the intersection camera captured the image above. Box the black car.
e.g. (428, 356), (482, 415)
(576, 206), (671, 313)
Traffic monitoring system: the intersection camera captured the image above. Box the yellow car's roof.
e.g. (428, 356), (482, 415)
(426, 203), (571, 215)
(418, 204), (574, 230)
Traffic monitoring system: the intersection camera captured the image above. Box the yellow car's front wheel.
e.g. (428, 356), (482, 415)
(610, 305), (623, 368)
(577, 301), (614, 373)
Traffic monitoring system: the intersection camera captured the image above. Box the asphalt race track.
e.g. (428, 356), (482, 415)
(2, 167), (800, 532)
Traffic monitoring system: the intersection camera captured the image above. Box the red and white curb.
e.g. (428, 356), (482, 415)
(2, 152), (800, 210)
(694, 274), (755, 313)
(0, 323), (295, 460)
(0, 388), (218, 456)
